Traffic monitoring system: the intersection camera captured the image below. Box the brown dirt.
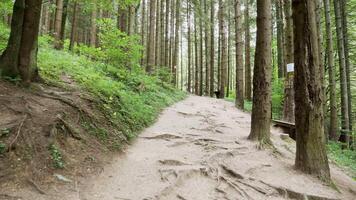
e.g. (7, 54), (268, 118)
(1, 93), (355, 200)
(0, 79), (127, 198)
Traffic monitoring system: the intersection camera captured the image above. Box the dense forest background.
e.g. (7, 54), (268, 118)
(0, 0), (355, 182)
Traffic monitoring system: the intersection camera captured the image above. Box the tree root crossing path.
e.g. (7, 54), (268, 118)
(19, 96), (356, 200)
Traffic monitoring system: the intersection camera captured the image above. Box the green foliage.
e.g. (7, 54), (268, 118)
(49, 144), (64, 169)
(38, 35), (185, 139)
(97, 19), (142, 68)
(271, 78), (284, 119)
(328, 142), (356, 179)
(0, 143), (5, 154)
(0, 22), (10, 52)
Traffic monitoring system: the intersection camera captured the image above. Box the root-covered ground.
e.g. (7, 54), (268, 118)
(3, 95), (354, 200)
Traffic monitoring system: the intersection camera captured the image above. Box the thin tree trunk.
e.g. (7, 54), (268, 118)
(90, 5), (97, 47)
(69, 1), (78, 51)
(59, 0), (68, 42)
(172, 0), (180, 85)
(160, 0), (165, 66)
(293, 0), (330, 181)
(218, 0), (227, 99)
(164, 0), (170, 67)
(340, 0), (353, 132)
(282, 0), (295, 123)
(323, 0), (338, 140)
(204, 0), (210, 96)
(334, 0), (350, 147)
(54, 0), (63, 49)
(141, 0), (146, 66)
(209, 0), (215, 97)
(187, 0), (192, 92)
(155, 0), (160, 66)
(248, 0), (272, 143)
(235, 0), (244, 109)
(275, 0), (284, 78)
(146, 0), (156, 73)
(244, 0), (251, 101)
(194, 11), (199, 95)
(199, 1), (203, 96)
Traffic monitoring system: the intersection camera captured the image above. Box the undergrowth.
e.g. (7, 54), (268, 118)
(328, 142), (356, 179)
(37, 34), (185, 140)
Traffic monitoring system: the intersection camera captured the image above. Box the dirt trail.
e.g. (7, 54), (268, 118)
(7, 96), (356, 200)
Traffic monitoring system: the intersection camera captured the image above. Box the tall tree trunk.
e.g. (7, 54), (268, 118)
(54, 0), (63, 49)
(146, 0), (156, 73)
(248, 0), (272, 143)
(117, 6), (128, 33)
(187, 0), (192, 92)
(226, 7), (231, 98)
(209, 0), (215, 97)
(164, 0), (170, 67)
(60, 0), (68, 42)
(0, 0), (42, 84)
(244, 0), (251, 101)
(218, 0), (227, 99)
(293, 0), (330, 181)
(334, 0), (350, 147)
(199, 1), (203, 96)
(275, 0), (284, 78)
(282, 0), (295, 123)
(155, 0), (161, 66)
(323, 0), (338, 140)
(160, 0), (165, 66)
(69, 1), (78, 51)
(194, 11), (199, 95)
(141, 0), (146, 66)
(204, 0), (210, 96)
(235, 0), (244, 109)
(172, 0), (180, 85)
(340, 0), (352, 132)
(90, 5), (97, 47)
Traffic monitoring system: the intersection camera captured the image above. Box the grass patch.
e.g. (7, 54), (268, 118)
(327, 142), (356, 179)
(38, 39), (185, 140)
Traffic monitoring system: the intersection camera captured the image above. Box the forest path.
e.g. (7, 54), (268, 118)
(19, 96), (356, 199)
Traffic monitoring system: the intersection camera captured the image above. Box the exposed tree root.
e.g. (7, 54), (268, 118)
(26, 178), (46, 195)
(57, 116), (82, 140)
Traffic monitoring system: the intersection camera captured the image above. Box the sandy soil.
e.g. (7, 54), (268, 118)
(4, 96), (356, 200)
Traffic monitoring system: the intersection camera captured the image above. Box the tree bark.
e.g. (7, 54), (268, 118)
(69, 1), (78, 51)
(0, 0), (42, 84)
(293, 0), (330, 181)
(59, 0), (68, 42)
(172, 0), (180, 85)
(187, 0), (192, 92)
(209, 0), (215, 97)
(90, 5), (97, 47)
(218, 0), (227, 99)
(204, 0), (210, 96)
(164, 0), (170, 67)
(54, 0), (63, 49)
(235, 0), (244, 109)
(141, 0), (146, 66)
(275, 0), (284, 78)
(248, 0), (272, 143)
(340, 0), (352, 132)
(146, 0), (156, 73)
(244, 0), (251, 101)
(282, 0), (295, 123)
(323, 0), (338, 140)
(334, 0), (350, 147)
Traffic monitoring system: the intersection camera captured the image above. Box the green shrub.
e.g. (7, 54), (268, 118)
(49, 144), (64, 169)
